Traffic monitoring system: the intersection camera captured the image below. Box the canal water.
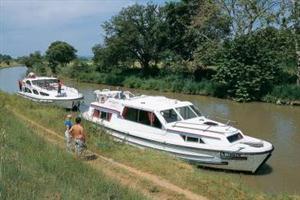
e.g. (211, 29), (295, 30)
(1, 66), (299, 195)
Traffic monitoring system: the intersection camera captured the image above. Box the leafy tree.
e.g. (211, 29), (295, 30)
(0, 54), (12, 65)
(216, 0), (289, 36)
(46, 41), (77, 73)
(22, 51), (43, 68)
(214, 28), (284, 101)
(97, 3), (168, 75)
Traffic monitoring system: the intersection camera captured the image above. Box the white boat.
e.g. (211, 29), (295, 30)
(82, 89), (274, 173)
(17, 73), (83, 110)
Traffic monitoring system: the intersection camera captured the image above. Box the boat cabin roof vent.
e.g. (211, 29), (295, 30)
(203, 121), (218, 126)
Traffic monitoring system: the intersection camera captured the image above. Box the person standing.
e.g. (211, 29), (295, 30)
(57, 79), (62, 94)
(64, 114), (73, 152)
(69, 117), (86, 158)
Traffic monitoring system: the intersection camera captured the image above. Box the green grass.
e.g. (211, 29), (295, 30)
(1, 92), (298, 200)
(263, 84), (300, 104)
(0, 105), (145, 200)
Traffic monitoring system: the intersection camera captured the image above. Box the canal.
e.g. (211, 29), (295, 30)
(1, 66), (299, 195)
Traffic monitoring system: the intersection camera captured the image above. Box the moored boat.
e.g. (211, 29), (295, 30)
(82, 89), (274, 173)
(17, 73), (83, 110)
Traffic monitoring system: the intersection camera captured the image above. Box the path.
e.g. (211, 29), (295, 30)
(10, 108), (208, 200)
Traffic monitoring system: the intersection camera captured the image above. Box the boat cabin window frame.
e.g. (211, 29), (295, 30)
(160, 109), (181, 123)
(122, 107), (162, 129)
(227, 132), (243, 143)
(181, 134), (205, 144)
(26, 80), (31, 86)
(32, 89), (39, 95)
(24, 87), (32, 93)
(40, 92), (49, 96)
(92, 108), (112, 121)
(175, 106), (197, 120)
(189, 105), (202, 117)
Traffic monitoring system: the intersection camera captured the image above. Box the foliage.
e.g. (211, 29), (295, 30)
(214, 28), (284, 101)
(97, 3), (167, 74)
(0, 54), (12, 65)
(45, 41), (77, 73)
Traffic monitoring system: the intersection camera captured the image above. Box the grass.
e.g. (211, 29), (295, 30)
(1, 92), (298, 200)
(263, 84), (300, 104)
(0, 105), (145, 200)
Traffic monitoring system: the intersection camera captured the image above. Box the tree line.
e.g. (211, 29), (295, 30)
(15, 0), (300, 102)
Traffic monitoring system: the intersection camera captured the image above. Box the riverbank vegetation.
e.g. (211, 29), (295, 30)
(19, 0), (300, 104)
(0, 104), (145, 199)
(1, 92), (298, 199)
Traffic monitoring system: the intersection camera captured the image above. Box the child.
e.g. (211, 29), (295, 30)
(64, 114), (73, 152)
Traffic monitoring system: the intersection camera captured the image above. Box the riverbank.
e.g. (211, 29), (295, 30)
(1, 92), (298, 199)
(0, 61), (21, 68)
(0, 104), (145, 200)
(59, 64), (300, 106)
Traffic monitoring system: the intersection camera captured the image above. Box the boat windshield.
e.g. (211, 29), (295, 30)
(160, 109), (181, 123)
(175, 106), (197, 120)
(190, 105), (202, 116)
(32, 79), (58, 90)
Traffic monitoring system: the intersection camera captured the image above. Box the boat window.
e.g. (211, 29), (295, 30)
(181, 135), (205, 143)
(160, 109), (181, 123)
(138, 110), (162, 129)
(175, 106), (197, 120)
(40, 92), (49, 96)
(123, 107), (138, 122)
(190, 105), (202, 116)
(26, 80), (31, 85)
(24, 87), (32, 93)
(33, 89), (39, 95)
(93, 109), (100, 118)
(227, 133), (243, 143)
(186, 136), (199, 142)
(100, 111), (112, 121)
(123, 107), (162, 128)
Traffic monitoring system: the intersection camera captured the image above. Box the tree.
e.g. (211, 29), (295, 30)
(0, 54), (12, 65)
(98, 3), (168, 74)
(216, 0), (284, 36)
(214, 28), (284, 101)
(46, 41), (77, 73)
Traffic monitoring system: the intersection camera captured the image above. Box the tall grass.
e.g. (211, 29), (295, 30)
(0, 105), (145, 200)
(1, 92), (295, 199)
(263, 84), (300, 103)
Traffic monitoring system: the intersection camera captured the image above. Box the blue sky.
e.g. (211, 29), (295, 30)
(0, 0), (168, 57)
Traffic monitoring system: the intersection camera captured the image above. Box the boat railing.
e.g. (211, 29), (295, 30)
(172, 121), (235, 134)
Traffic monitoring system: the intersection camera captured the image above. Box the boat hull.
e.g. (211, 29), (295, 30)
(85, 116), (273, 173)
(17, 92), (83, 109)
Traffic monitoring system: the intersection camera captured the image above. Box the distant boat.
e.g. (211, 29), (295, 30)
(17, 73), (83, 110)
(83, 89), (274, 173)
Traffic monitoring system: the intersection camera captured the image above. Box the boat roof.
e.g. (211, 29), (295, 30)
(24, 76), (58, 81)
(122, 95), (192, 111)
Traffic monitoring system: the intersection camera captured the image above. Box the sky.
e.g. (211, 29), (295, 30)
(0, 0), (167, 57)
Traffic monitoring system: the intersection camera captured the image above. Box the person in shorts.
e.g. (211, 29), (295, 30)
(69, 117), (86, 158)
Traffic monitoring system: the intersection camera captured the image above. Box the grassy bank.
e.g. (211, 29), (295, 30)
(1, 92), (298, 199)
(0, 61), (21, 68)
(59, 64), (300, 104)
(0, 105), (145, 199)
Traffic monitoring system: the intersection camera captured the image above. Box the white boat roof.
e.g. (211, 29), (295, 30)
(122, 95), (192, 111)
(24, 76), (58, 81)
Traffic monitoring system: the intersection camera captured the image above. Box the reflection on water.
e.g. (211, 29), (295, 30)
(1, 67), (300, 195)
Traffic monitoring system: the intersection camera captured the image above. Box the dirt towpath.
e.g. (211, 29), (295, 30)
(11, 109), (208, 200)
